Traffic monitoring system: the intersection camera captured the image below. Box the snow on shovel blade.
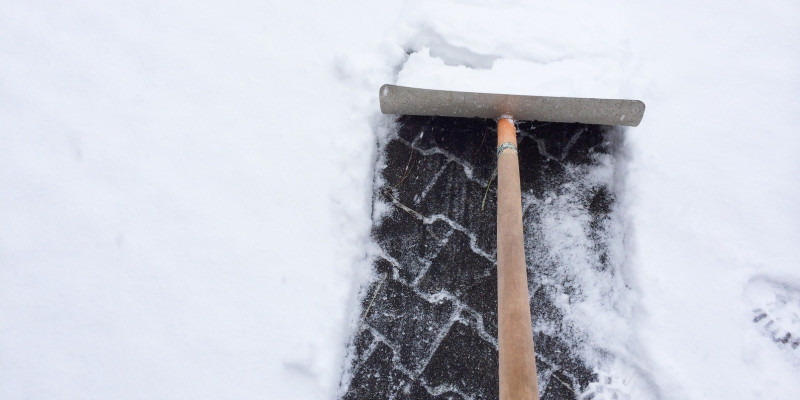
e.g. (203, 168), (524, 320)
(379, 84), (645, 127)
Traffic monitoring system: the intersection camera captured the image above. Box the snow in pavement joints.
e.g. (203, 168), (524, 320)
(521, 123), (588, 163)
(397, 136), (494, 188)
(357, 331), (381, 365)
(461, 307), (499, 349)
(517, 123), (550, 143)
(374, 252), (407, 284)
(379, 197), (496, 264)
(364, 326), (419, 379)
(559, 129), (586, 160)
(410, 257), (435, 288)
(551, 369), (582, 397)
(343, 117), (620, 399)
(423, 382), (475, 400)
(412, 303), (465, 376)
(425, 214), (496, 262)
(417, 162), (450, 203)
(413, 287), (460, 305)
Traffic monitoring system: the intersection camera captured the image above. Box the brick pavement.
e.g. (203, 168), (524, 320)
(341, 116), (621, 399)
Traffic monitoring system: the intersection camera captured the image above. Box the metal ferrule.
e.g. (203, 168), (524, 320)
(497, 142), (518, 156)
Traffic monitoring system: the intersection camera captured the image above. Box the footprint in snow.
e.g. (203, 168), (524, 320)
(745, 275), (800, 353)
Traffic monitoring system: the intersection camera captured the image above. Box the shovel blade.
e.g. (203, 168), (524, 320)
(380, 84), (645, 127)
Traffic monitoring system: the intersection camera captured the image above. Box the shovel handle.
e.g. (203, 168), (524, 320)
(496, 118), (540, 400)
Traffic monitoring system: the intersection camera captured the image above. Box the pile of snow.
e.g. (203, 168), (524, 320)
(1, 0), (797, 399)
(1, 1), (396, 398)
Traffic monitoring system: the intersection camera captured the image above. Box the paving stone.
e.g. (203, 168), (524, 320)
(416, 162), (496, 254)
(395, 115), (434, 143)
(365, 278), (457, 373)
(421, 320), (499, 400)
(542, 370), (579, 400)
(380, 139), (450, 208)
(587, 186), (612, 217)
(535, 356), (554, 379)
(460, 267), (498, 338)
(394, 381), (466, 400)
(416, 230), (494, 297)
(417, 230), (497, 337)
(342, 115), (620, 399)
(343, 342), (411, 400)
(530, 285), (565, 327)
(587, 186), (613, 271)
(397, 116), (496, 184)
(374, 209), (451, 282)
(519, 122), (605, 166)
(516, 122), (610, 194)
(534, 333), (596, 391)
(351, 328), (375, 364)
(516, 129), (551, 194)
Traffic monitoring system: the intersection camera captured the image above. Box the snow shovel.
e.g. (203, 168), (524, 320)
(379, 84), (645, 400)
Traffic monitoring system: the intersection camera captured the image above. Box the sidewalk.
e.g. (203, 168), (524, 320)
(341, 116), (623, 399)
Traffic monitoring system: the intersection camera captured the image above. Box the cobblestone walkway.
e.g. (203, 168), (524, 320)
(341, 116), (622, 399)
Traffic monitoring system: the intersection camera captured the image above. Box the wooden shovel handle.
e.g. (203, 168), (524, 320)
(497, 118), (540, 400)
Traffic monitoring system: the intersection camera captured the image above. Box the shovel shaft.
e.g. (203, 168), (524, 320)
(496, 118), (539, 400)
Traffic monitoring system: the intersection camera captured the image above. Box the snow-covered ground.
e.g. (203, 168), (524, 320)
(1, 1), (798, 399)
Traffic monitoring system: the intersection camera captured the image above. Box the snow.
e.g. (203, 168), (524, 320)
(624, 1), (800, 398)
(1, 0), (798, 399)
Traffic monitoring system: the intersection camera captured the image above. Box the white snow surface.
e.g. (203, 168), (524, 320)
(1, 0), (798, 399)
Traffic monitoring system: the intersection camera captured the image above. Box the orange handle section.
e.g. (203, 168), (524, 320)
(496, 118), (539, 400)
(497, 118), (517, 147)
